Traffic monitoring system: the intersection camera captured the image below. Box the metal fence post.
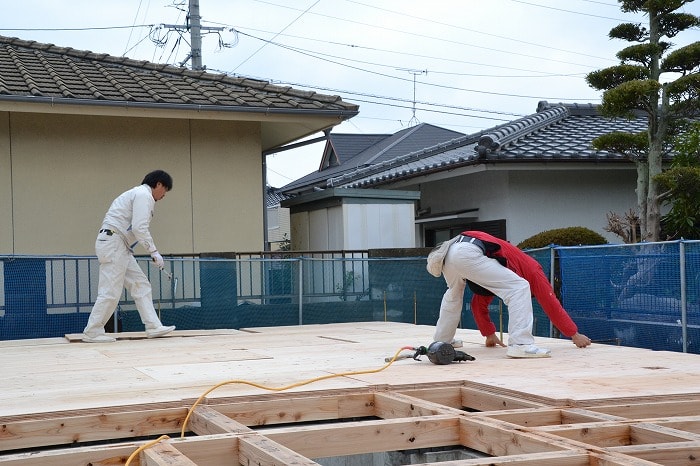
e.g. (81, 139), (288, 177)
(549, 246), (555, 338)
(680, 241), (687, 353)
(298, 258), (303, 325)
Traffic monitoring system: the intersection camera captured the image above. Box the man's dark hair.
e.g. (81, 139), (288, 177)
(142, 170), (173, 190)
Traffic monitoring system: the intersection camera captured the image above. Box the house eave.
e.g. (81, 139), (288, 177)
(342, 158), (640, 189)
(0, 95), (359, 121)
(0, 95), (359, 151)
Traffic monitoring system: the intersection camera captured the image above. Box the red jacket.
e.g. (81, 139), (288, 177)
(464, 231), (578, 337)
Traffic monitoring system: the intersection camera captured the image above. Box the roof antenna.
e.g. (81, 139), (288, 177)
(398, 68), (427, 127)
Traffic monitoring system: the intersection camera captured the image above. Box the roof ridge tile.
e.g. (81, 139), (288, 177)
(476, 106), (569, 157)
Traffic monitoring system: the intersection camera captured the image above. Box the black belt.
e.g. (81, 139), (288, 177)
(457, 235), (485, 253)
(99, 229), (114, 236)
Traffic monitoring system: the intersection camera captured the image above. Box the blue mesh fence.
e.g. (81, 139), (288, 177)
(1, 241), (698, 353)
(558, 241), (699, 353)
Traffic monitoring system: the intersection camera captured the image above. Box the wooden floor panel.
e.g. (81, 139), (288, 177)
(2, 322), (699, 465)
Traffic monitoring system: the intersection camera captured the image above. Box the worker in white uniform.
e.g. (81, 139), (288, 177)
(82, 170), (176, 343)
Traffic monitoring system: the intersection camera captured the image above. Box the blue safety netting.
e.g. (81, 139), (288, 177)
(1, 241), (698, 353)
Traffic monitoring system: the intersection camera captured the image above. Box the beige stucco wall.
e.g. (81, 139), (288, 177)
(0, 111), (263, 255)
(0, 112), (11, 253)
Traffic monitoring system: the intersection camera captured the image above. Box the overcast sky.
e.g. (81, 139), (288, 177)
(2, 0), (698, 187)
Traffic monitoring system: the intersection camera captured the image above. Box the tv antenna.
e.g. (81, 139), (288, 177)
(398, 68), (427, 126)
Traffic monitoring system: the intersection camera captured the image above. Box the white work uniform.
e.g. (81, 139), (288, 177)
(83, 184), (164, 338)
(433, 240), (535, 346)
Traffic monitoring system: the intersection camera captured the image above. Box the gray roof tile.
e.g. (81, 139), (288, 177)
(0, 35), (358, 114)
(334, 102), (652, 188)
(280, 123), (465, 194)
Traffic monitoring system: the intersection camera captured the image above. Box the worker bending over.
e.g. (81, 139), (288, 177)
(427, 230), (591, 358)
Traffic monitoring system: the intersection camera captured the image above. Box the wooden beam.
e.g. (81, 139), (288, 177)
(0, 443), (137, 465)
(460, 387), (547, 411)
(238, 434), (320, 465)
(484, 408), (568, 428)
(162, 435), (239, 463)
(586, 400), (700, 420)
(0, 407), (188, 451)
(0, 436), (242, 465)
(397, 387), (464, 409)
(632, 422), (700, 442)
(264, 415), (461, 458)
(539, 422), (694, 447)
(543, 424), (631, 447)
(458, 417), (571, 457)
(653, 416), (700, 434)
(209, 392), (375, 426)
(373, 392), (463, 418)
(141, 442), (198, 466)
(608, 440), (700, 465)
(187, 406), (254, 435)
(407, 450), (591, 465)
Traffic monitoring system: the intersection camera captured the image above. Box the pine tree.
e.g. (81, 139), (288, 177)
(586, 0), (700, 241)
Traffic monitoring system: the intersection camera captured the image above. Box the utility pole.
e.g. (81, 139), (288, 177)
(160, 0), (224, 70)
(189, 0), (203, 70)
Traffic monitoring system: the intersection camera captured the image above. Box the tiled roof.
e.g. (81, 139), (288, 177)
(280, 123), (465, 194)
(266, 185), (290, 207)
(333, 101), (651, 188)
(0, 35), (359, 115)
(329, 133), (390, 165)
(330, 135), (480, 188)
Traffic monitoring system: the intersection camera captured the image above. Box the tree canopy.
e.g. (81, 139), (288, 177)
(586, 0), (700, 241)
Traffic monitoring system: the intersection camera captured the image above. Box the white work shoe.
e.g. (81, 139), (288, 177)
(506, 344), (551, 358)
(450, 339), (463, 348)
(146, 325), (176, 338)
(82, 334), (117, 343)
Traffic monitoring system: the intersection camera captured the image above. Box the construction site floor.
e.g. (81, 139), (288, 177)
(1, 322), (699, 465)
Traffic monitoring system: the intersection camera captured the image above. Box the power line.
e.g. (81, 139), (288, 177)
(232, 0), (319, 72)
(221, 68), (560, 119)
(3, 2), (608, 125)
(576, 0), (623, 6)
(343, 0), (624, 59)
(0, 25), (152, 32)
(246, 0), (617, 65)
(227, 34), (601, 102)
(506, 0), (629, 20)
(231, 28), (587, 79)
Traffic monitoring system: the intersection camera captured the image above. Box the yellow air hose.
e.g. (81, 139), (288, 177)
(124, 345), (414, 465)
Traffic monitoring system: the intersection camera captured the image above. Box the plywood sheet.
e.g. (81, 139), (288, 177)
(2, 323), (699, 417)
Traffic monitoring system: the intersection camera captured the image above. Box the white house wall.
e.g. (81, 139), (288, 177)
(419, 165), (638, 245)
(309, 208), (332, 250)
(328, 206), (344, 249)
(429, 170), (510, 219)
(505, 168), (638, 245)
(267, 206), (291, 245)
(290, 201), (417, 251)
(343, 203), (416, 249)
(291, 211), (311, 250)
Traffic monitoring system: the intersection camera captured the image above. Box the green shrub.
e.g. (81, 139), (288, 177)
(517, 227), (608, 249)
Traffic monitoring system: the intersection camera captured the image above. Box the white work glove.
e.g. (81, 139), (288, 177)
(151, 251), (164, 270)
